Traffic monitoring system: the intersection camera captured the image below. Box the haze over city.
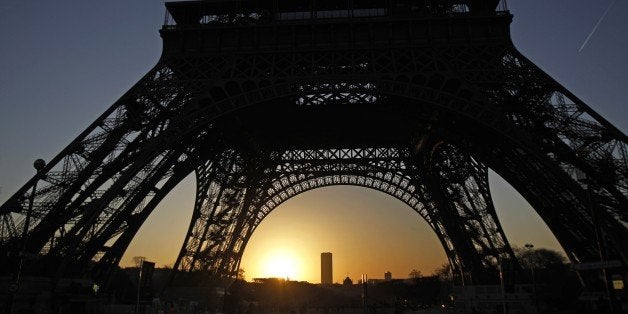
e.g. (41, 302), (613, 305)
(0, 1), (626, 286)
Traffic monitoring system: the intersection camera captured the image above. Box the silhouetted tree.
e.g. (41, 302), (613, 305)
(408, 269), (422, 279)
(514, 247), (566, 269)
(237, 268), (246, 281)
(432, 263), (453, 282)
(514, 247), (581, 312)
(431, 263), (454, 306)
(132, 256), (146, 268)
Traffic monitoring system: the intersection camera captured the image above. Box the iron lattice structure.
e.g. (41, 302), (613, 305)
(1, 0), (626, 289)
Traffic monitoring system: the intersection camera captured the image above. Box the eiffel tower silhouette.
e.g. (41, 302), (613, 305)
(0, 0), (625, 305)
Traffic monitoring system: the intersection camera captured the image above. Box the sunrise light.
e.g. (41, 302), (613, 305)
(262, 250), (300, 280)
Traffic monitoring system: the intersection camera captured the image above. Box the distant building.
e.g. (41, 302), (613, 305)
(367, 278), (384, 285)
(384, 271), (392, 281)
(252, 278), (287, 284)
(343, 276), (353, 286)
(321, 252), (333, 284)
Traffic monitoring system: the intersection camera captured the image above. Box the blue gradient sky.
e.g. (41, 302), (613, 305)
(0, 1), (626, 282)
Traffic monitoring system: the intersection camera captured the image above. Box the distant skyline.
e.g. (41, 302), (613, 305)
(0, 1), (626, 283)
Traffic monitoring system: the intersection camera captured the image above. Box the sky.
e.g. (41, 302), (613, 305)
(0, 1), (626, 284)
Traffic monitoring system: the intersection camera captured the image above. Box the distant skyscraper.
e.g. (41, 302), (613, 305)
(321, 252), (333, 284)
(385, 271), (392, 281)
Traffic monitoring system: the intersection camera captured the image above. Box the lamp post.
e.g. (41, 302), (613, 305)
(9, 159), (46, 313)
(362, 274), (368, 314)
(136, 259), (144, 314)
(524, 243), (539, 313)
(499, 256), (507, 314)
(16, 159), (46, 283)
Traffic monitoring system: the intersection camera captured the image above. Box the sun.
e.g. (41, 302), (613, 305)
(262, 250), (300, 280)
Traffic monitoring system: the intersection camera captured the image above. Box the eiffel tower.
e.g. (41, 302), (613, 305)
(1, 0), (626, 299)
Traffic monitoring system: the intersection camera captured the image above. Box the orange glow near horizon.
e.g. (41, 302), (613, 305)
(121, 173), (565, 284)
(239, 186), (448, 283)
(260, 249), (301, 280)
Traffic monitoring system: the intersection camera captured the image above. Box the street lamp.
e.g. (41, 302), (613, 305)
(524, 243), (539, 313)
(21, 159), (46, 245)
(10, 159), (46, 312)
(16, 159), (46, 281)
(362, 274), (368, 314)
(499, 256), (507, 314)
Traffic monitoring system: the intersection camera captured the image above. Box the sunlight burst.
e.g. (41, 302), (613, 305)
(262, 250), (300, 280)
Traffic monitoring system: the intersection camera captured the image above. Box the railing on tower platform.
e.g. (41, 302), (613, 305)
(163, 0), (509, 28)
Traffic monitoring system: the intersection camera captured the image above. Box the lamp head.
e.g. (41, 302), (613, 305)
(33, 159), (46, 171)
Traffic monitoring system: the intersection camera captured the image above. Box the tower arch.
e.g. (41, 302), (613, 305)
(0, 1), (625, 294)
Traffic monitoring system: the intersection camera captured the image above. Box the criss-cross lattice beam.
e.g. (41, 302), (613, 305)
(413, 142), (515, 283)
(0, 63), (191, 253)
(1, 4), (625, 292)
(170, 145), (514, 285)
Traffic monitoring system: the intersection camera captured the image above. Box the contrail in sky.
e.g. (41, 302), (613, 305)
(578, 0), (618, 52)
